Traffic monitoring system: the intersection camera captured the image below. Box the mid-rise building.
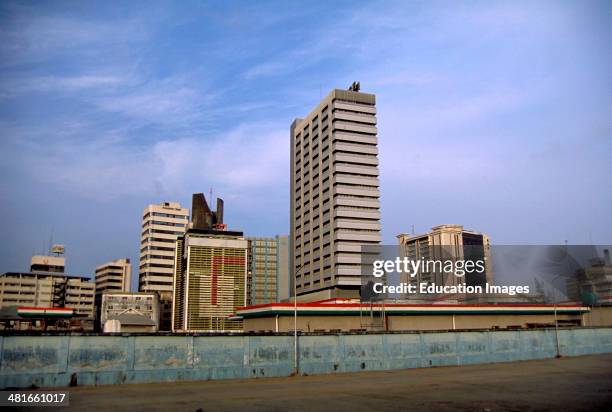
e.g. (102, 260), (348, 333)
(247, 236), (289, 305)
(94, 258), (132, 330)
(397, 224), (493, 290)
(138, 201), (189, 330)
(95, 258), (131, 294)
(0, 271), (95, 319)
(290, 83), (381, 301)
(172, 193), (247, 332)
(100, 291), (160, 332)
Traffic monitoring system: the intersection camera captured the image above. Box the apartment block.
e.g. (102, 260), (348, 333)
(138, 201), (189, 330)
(247, 236), (289, 305)
(0, 272), (95, 319)
(290, 85), (381, 300)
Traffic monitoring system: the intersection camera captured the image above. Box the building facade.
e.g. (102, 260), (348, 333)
(138, 201), (189, 330)
(30, 244), (66, 273)
(397, 224), (493, 290)
(247, 236), (289, 305)
(276, 235), (290, 301)
(0, 272), (95, 318)
(290, 86), (381, 300)
(172, 192), (247, 332)
(95, 258), (131, 295)
(566, 250), (612, 306)
(172, 230), (248, 332)
(100, 291), (160, 332)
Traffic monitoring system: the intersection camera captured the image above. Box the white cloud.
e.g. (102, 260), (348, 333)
(7, 120), (288, 204)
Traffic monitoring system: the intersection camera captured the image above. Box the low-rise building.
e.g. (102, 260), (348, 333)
(100, 291), (160, 332)
(234, 299), (592, 332)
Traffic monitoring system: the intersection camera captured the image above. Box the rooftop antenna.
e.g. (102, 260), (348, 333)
(209, 187), (214, 204)
(412, 224), (415, 235)
(48, 226), (54, 255)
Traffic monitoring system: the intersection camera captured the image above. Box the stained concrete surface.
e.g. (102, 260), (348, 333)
(23, 354), (612, 412)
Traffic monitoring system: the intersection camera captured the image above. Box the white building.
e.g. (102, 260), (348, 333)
(138, 201), (189, 330)
(95, 258), (131, 294)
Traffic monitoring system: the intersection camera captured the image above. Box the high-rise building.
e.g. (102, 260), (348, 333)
(290, 84), (381, 300)
(172, 194), (247, 332)
(95, 258), (131, 294)
(138, 201), (189, 330)
(397, 224), (493, 289)
(246, 235), (289, 305)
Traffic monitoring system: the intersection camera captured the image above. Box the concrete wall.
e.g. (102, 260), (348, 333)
(1, 328), (611, 389)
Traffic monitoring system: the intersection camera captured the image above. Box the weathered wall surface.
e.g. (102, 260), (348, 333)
(1, 328), (611, 389)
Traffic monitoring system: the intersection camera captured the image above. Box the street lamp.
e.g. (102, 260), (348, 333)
(293, 263), (305, 376)
(551, 273), (565, 358)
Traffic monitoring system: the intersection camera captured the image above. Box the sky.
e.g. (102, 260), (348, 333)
(0, 0), (610, 287)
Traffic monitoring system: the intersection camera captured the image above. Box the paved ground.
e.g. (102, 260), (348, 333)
(24, 354), (612, 412)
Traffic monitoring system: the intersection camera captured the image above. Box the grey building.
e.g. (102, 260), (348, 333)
(247, 235), (289, 305)
(290, 84), (381, 300)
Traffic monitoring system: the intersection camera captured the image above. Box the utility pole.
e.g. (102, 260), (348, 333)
(293, 263), (305, 375)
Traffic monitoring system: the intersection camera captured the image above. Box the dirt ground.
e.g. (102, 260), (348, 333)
(22, 354), (612, 412)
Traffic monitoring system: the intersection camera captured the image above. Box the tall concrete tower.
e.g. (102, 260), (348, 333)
(290, 84), (381, 300)
(138, 201), (189, 330)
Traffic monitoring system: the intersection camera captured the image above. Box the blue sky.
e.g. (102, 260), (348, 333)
(0, 0), (610, 285)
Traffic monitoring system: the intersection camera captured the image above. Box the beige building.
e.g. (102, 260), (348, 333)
(172, 229), (248, 332)
(95, 258), (131, 295)
(0, 272), (95, 319)
(100, 291), (160, 332)
(290, 85), (381, 301)
(30, 244), (66, 273)
(235, 300), (593, 333)
(397, 225), (493, 290)
(138, 201), (189, 330)
(247, 236), (289, 305)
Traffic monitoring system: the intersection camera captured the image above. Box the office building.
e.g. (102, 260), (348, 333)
(247, 236), (289, 305)
(94, 258), (132, 330)
(100, 291), (160, 332)
(95, 258), (131, 294)
(172, 193), (247, 332)
(397, 224), (493, 290)
(0, 271), (95, 319)
(290, 83), (381, 300)
(138, 201), (189, 330)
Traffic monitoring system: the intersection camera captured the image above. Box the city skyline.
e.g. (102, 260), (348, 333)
(1, 0), (611, 279)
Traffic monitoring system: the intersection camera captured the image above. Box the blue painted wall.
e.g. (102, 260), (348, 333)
(1, 328), (611, 388)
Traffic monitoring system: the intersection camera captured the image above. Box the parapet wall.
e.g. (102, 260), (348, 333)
(1, 327), (611, 388)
